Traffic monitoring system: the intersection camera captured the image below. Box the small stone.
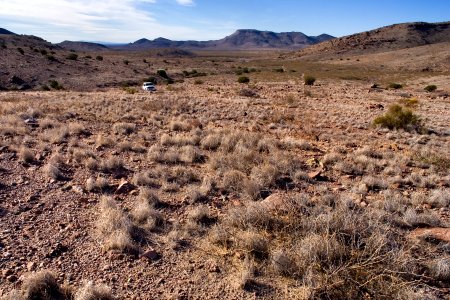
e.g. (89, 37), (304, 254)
(2, 269), (13, 277)
(27, 262), (36, 271)
(141, 249), (160, 261)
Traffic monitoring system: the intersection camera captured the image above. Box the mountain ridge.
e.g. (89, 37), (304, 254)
(119, 29), (335, 50)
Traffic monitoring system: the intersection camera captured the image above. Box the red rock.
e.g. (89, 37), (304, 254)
(141, 249), (160, 261)
(115, 180), (136, 194)
(260, 193), (289, 211)
(409, 228), (450, 243)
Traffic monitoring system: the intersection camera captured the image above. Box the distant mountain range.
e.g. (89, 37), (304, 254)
(1, 28), (333, 51)
(117, 30), (335, 50)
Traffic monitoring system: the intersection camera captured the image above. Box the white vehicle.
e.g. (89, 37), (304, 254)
(142, 82), (156, 91)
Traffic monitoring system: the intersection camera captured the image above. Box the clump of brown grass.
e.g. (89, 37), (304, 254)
(22, 270), (72, 300)
(75, 281), (115, 300)
(19, 147), (34, 163)
(96, 196), (136, 253)
(113, 122), (136, 135)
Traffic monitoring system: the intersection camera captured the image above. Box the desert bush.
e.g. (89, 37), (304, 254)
(201, 134), (222, 150)
(303, 75), (316, 86)
(157, 69), (169, 79)
(95, 55), (103, 61)
(19, 147), (34, 163)
(97, 196), (136, 252)
(388, 83), (403, 89)
(17, 47), (24, 55)
(22, 270), (71, 300)
(194, 79), (203, 85)
(66, 53), (78, 60)
(123, 87), (137, 94)
(424, 84), (437, 92)
(373, 104), (422, 131)
(398, 97), (419, 108)
(75, 281), (115, 300)
(113, 122), (136, 135)
(239, 88), (259, 98)
(237, 76), (250, 84)
(49, 80), (64, 90)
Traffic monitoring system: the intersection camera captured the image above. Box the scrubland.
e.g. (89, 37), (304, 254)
(0, 54), (450, 299)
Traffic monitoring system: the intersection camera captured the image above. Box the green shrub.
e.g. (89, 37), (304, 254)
(143, 77), (157, 84)
(96, 55), (103, 61)
(46, 55), (56, 61)
(235, 70), (244, 75)
(123, 59), (129, 65)
(424, 85), (437, 92)
(123, 87), (137, 94)
(66, 53), (78, 60)
(274, 68), (284, 73)
(388, 83), (403, 89)
(373, 104), (422, 131)
(238, 76), (250, 84)
(41, 85), (50, 91)
(40, 49), (47, 55)
(304, 75), (316, 86)
(85, 55), (92, 59)
(157, 69), (169, 79)
(17, 47), (24, 55)
(48, 80), (64, 90)
(194, 80), (204, 85)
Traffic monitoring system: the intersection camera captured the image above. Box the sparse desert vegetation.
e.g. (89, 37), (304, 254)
(1, 23), (450, 299)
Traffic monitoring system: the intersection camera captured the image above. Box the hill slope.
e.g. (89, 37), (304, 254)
(0, 28), (15, 35)
(297, 21), (450, 57)
(57, 41), (110, 51)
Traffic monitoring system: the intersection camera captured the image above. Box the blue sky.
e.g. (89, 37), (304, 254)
(0, 0), (449, 43)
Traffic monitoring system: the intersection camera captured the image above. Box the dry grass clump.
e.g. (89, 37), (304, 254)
(148, 145), (182, 164)
(168, 119), (192, 132)
(132, 171), (160, 188)
(201, 133), (222, 150)
(180, 145), (203, 163)
(160, 133), (200, 147)
(43, 158), (65, 181)
(96, 196), (136, 253)
(86, 177), (109, 193)
(43, 126), (70, 144)
(113, 122), (136, 135)
(131, 196), (164, 232)
(75, 281), (115, 300)
(207, 193), (438, 298)
(99, 157), (124, 173)
(19, 146), (34, 163)
(22, 270), (72, 300)
(3, 271), (114, 300)
(95, 134), (113, 149)
(428, 257), (450, 281)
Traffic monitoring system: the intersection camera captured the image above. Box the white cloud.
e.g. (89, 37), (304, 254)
(0, 0), (198, 42)
(176, 0), (194, 6)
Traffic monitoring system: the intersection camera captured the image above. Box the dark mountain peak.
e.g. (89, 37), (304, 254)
(0, 28), (16, 35)
(153, 37), (172, 42)
(134, 38), (151, 44)
(57, 40), (109, 51)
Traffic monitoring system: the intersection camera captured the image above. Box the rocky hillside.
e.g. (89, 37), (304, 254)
(296, 21), (450, 57)
(57, 41), (109, 52)
(122, 29), (335, 50)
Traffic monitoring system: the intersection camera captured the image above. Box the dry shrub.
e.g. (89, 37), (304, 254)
(160, 133), (200, 147)
(75, 281), (115, 300)
(99, 157), (124, 173)
(43, 163), (64, 181)
(240, 231), (269, 259)
(428, 258), (450, 281)
(201, 133), (222, 150)
(131, 198), (163, 232)
(22, 270), (71, 300)
(271, 249), (297, 276)
(168, 120), (191, 132)
(113, 122), (136, 135)
(19, 147), (34, 163)
(95, 134), (113, 149)
(96, 196), (136, 253)
(180, 145), (203, 163)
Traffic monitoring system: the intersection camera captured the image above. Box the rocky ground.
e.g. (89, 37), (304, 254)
(0, 65), (450, 299)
